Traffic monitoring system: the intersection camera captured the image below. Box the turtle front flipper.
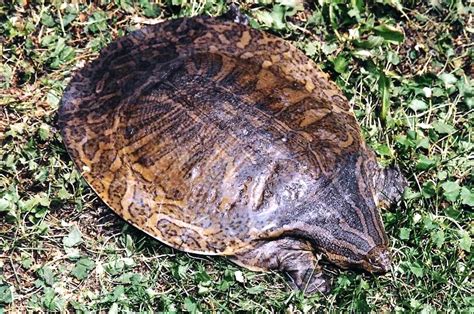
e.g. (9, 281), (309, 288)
(231, 238), (330, 294)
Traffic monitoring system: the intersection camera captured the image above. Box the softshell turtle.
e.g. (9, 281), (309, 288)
(58, 16), (407, 294)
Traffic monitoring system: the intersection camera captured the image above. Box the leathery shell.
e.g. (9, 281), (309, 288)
(58, 16), (383, 256)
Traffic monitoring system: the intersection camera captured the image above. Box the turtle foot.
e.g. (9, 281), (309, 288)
(221, 3), (249, 25)
(231, 238), (331, 295)
(287, 268), (331, 295)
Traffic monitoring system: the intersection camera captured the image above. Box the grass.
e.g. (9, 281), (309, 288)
(0, 0), (472, 312)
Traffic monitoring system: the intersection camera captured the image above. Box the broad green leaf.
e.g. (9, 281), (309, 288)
(409, 263), (424, 278)
(351, 0), (364, 12)
(352, 49), (373, 59)
(374, 24), (404, 43)
(431, 230), (445, 248)
(354, 35), (384, 49)
(21, 255), (33, 269)
(19, 194), (50, 212)
(108, 303), (119, 314)
(183, 297), (198, 313)
(410, 299), (421, 309)
(304, 42), (318, 56)
(333, 54), (348, 74)
(441, 181), (460, 202)
(423, 216), (436, 230)
(270, 5), (286, 29)
(38, 123), (51, 141)
(459, 231), (471, 252)
(57, 187), (72, 200)
(104, 258), (136, 276)
(0, 198), (11, 212)
(416, 155), (435, 170)
(409, 99), (428, 112)
(37, 266), (56, 286)
(403, 188), (420, 200)
(437, 171), (448, 180)
(116, 272), (143, 284)
(375, 144), (391, 156)
(254, 11), (273, 28)
(71, 258), (95, 280)
(439, 73), (457, 88)
(0, 285), (13, 304)
(416, 137), (430, 149)
(40, 12), (55, 27)
(399, 227), (410, 240)
(62, 12), (77, 26)
(387, 51), (400, 65)
(247, 285), (265, 294)
(460, 187), (474, 207)
(63, 225), (83, 247)
(322, 42), (338, 55)
(118, 0), (134, 13)
(86, 11), (108, 33)
(47, 92), (60, 108)
(42, 287), (65, 311)
(433, 121), (456, 134)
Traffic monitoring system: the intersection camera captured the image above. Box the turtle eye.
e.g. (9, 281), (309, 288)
(368, 255), (378, 266)
(366, 246), (391, 273)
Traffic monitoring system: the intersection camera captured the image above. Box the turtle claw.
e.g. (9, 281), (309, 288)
(288, 268), (331, 295)
(305, 272), (331, 295)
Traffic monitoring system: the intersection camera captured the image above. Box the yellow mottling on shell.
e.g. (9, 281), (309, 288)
(104, 115), (121, 136)
(262, 60), (272, 69)
(271, 55), (281, 63)
(120, 179), (135, 221)
(153, 196), (184, 208)
(97, 172), (113, 197)
(305, 79), (315, 92)
(236, 31), (251, 49)
(299, 108), (331, 127)
(339, 133), (354, 148)
(241, 51), (254, 59)
(323, 88), (339, 99)
(281, 65), (291, 75)
(109, 156), (123, 172)
(131, 162), (155, 182)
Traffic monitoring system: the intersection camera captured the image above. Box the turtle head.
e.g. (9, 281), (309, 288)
(300, 153), (394, 274)
(319, 228), (392, 274)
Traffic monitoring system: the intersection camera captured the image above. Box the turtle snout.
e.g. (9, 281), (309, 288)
(367, 245), (391, 273)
